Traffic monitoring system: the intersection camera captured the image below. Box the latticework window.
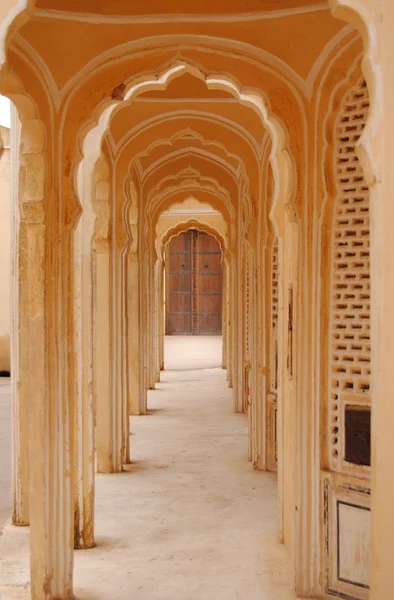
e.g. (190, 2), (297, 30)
(271, 237), (279, 391)
(329, 77), (371, 470)
(245, 249), (251, 362)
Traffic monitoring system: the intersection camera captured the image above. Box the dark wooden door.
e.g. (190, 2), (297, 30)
(197, 231), (222, 335)
(165, 230), (222, 335)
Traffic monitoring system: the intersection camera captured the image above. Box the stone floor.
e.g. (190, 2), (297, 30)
(0, 337), (302, 600)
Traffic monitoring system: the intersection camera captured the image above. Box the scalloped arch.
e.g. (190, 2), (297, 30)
(72, 58), (295, 243)
(158, 219), (227, 263)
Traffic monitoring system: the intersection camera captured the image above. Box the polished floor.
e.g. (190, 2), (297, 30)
(0, 337), (302, 599)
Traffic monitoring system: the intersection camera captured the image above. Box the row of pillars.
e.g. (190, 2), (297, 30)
(8, 119), (143, 600)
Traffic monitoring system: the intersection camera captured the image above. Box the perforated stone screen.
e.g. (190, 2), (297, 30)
(329, 77), (371, 470)
(245, 249), (251, 361)
(271, 237), (279, 391)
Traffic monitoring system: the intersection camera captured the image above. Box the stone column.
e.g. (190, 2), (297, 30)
(93, 163), (123, 474)
(152, 260), (161, 386)
(72, 153), (97, 549)
(139, 249), (148, 413)
(27, 151), (74, 599)
(95, 243), (116, 472)
(158, 261), (165, 372)
(120, 251), (130, 465)
(146, 242), (158, 392)
(227, 256), (233, 388)
(73, 214), (95, 549)
(221, 260), (227, 369)
(10, 107), (29, 526)
(233, 222), (243, 413)
(341, 2), (394, 599)
(127, 252), (144, 415)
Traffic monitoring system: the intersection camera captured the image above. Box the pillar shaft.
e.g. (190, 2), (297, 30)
(221, 261), (227, 370)
(12, 222), (29, 525)
(158, 262), (165, 373)
(73, 216), (95, 549)
(370, 2), (394, 598)
(95, 248), (123, 473)
(227, 259), (233, 388)
(28, 223), (74, 600)
(11, 110), (29, 526)
(127, 254), (144, 415)
(121, 253), (130, 464)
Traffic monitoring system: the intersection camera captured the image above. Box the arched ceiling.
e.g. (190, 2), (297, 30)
(103, 70), (263, 214)
(4, 0), (362, 245)
(108, 90), (266, 152)
(13, 3), (350, 93)
(137, 132), (242, 176)
(113, 113), (260, 175)
(97, 65), (274, 226)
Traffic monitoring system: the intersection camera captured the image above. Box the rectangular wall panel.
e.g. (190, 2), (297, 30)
(323, 473), (370, 600)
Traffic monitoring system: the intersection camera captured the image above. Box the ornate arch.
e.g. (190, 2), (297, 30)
(157, 218), (228, 264)
(71, 58), (296, 248)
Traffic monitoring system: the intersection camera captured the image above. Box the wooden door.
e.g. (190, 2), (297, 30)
(197, 231), (222, 335)
(165, 231), (192, 335)
(165, 230), (222, 335)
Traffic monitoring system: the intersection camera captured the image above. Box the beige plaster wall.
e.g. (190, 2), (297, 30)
(0, 124), (10, 372)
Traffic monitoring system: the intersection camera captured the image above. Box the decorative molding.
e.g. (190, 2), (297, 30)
(33, 4), (329, 25)
(114, 111), (261, 161)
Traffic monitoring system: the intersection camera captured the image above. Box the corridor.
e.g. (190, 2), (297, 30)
(73, 337), (300, 600)
(0, 337), (298, 600)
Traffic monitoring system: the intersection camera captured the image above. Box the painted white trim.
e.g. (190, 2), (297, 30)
(33, 4), (329, 25)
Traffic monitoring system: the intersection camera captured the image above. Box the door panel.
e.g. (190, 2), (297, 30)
(166, 232), (192, 334)
(198, 232), (222, 335)
(165, 230), (222, 335)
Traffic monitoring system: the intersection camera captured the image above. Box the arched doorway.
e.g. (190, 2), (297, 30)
(165, 229), (222, 336)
